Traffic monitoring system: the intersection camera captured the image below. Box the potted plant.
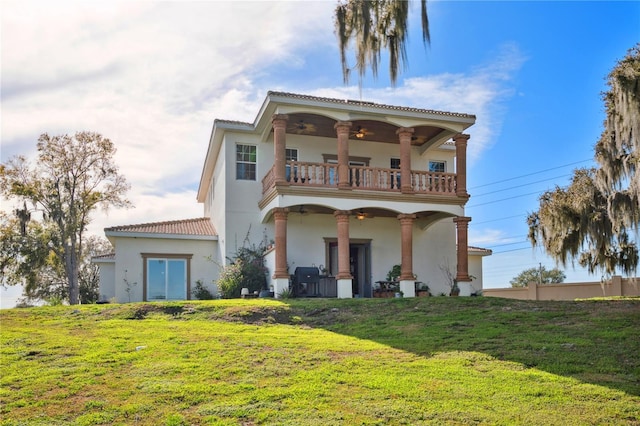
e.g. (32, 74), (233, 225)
(386, 264), (401, 282)
(416, 282), (430, 297)
(449, 280), (460, 297)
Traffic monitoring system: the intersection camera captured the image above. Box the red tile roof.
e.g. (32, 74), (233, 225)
(268, 91), (476, 119)
(92, 252), (115, 261)
(105, 218), (217, 236)
(468, 246), (493, 255)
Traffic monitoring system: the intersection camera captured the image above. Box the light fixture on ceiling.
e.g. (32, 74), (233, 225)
(356, 209), (367, 220)
(354, 127), (365, 139)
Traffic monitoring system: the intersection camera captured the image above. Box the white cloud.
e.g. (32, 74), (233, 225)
(2, 1), (523, 240)
(309, 42), (526, 163)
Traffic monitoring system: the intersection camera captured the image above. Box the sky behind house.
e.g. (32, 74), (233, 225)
(2, 0), (639, 307)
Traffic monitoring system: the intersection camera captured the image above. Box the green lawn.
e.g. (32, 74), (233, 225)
(1, 297), (639, 425)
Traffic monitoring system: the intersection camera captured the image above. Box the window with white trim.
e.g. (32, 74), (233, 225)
(285, 148), (298, 162)
(285, 148), (298, 182)
(390, 158), (401, 188)
(236, 144), (257, 180)
(428, 160), (446, 173)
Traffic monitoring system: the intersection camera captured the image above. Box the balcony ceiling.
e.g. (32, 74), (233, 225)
(285, 113), (448, 146)
(291, 205), (447, 221)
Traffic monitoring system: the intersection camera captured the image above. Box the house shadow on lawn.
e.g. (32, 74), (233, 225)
(279, 296), (640, 397)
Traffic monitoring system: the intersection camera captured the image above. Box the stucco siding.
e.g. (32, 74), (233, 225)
(97, 262), (116, 302)
(468, 255), (485, 293)
(207, 140), (227, 267)
(223, 133), (264, 261)
(111, 237), (218, 303)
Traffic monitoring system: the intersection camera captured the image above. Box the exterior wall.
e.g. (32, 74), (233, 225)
(468, 254), (485, 294)
(111, 236), (218, 303)
(484, 276), (639, 300)
(96, 261), (116, 302)
(207, 141), (228, 267)
(223, 132), (266, 262)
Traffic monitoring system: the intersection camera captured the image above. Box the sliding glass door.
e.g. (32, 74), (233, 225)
(146, 258), (187, 300)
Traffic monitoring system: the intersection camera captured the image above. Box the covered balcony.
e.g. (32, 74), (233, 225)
(262, 162), (457, 195)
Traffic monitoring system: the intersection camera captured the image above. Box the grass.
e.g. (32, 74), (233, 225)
(1, 297), (639, 425)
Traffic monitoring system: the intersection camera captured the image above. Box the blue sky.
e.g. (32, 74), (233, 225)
(1, 1), (639, 306)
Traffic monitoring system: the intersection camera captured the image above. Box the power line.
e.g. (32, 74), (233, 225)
(484, 240), (530, 249)
(472, 174), (571, 198)
(469, 159), (592, 190)
(467, 189), (547, 208)
(491, 246), (535, 254)
(473, 214), (526, 225)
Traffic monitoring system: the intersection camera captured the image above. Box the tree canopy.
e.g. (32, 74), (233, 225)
(510, 266), (566, 288)
(334, 0), (429, 86)
(0, 132), (130, 304)
(528, 44), (640, 277)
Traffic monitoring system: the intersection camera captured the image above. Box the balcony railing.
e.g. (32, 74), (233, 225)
(262, 161), (457, 195)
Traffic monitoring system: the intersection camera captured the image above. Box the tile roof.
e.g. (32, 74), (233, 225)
(105, 218), (217, 236)
(92, 252), (115, 261)
(268, 91), (476, 119)
(468, 246), (493, 255)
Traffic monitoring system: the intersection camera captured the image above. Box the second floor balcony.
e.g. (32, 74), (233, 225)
(262, 161), (458, 196)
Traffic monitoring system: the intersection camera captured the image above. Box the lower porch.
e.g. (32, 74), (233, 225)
(263, 207), (472, 299)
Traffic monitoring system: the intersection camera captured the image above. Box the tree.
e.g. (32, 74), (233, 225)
(0, 132), (130, 304)
(528, 44), (640, 277)
(334, 0), (429, 86)
(510, 266), (566, 288)
(0, 213), (110, 305)
(0, 212), (61, 300)
(78, 236), (113, 304)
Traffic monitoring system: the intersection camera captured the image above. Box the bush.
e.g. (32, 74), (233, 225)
(216, 237), (269, 299)
(217, 260), (245, 298)
(192, 280), (215, 300)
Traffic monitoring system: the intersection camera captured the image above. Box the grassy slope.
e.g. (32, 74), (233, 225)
(1, 297), (639, 425)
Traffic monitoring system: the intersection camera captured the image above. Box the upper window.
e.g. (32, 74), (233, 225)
(285, 148), (298, 162)
(428, 160), (446, 173)
(285, 148), (299, 182)
(390, 158), (401, 169)
(236, 144), (257, 180)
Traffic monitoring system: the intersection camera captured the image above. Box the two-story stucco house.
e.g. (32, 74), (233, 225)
(94, 91), (491, 302)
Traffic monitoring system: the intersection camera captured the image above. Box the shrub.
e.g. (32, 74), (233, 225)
(217, 260), (245, 298)
(192, 280), (215, 300)
(386, 264), (401, 281)
(216, 234), (269, 299)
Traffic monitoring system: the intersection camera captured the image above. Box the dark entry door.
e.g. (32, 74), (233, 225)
(350, 243), (372, 297)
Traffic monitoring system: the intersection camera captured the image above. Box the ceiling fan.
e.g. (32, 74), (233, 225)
(351, 125), (374, 139)
(287, 120), (317, 135)
(354, 209), (374, 220)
